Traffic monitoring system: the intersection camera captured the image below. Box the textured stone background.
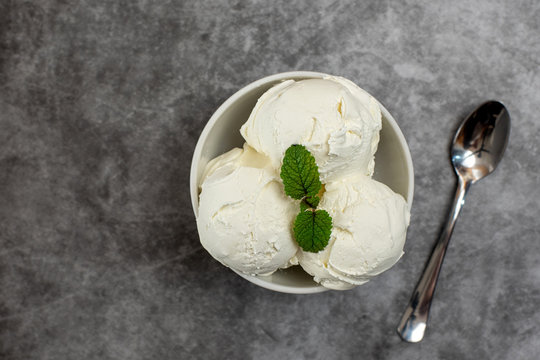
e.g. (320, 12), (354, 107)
(1, 1), (539, 359)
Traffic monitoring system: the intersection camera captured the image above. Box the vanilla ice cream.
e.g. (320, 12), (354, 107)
(197, 143), (299, 276)
(240, 76), (382, 182)
(297, 174), (410, 290)
(197, 74), (410, 290)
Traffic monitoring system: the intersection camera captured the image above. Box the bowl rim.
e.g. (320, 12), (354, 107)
(190, 71), (414, 294)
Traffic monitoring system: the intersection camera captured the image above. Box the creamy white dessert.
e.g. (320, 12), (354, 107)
(297, 174), (410, 289)
(197, 75), (409, 289)
(197, 144), (299, 276)
(240, 76), (382, 183)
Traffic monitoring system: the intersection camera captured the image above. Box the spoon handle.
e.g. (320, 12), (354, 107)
(397, 176), (471, 342)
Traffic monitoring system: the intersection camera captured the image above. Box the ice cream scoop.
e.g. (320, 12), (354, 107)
(240, 77), (382, 183)
(197, 143), (299, 276)
(297, 174), (410, 290)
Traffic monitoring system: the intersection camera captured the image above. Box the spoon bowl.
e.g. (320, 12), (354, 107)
(452, 101), (510, 183)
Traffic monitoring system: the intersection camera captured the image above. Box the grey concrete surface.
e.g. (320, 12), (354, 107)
(1, 1), (539, 359)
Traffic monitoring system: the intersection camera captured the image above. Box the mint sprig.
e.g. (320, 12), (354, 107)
(280, 145), (332, 253)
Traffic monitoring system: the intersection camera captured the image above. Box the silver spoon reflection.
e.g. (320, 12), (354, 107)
(397, 101), (511, 343)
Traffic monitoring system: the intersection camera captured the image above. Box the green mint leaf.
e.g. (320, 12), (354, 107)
(305, 195), (320, 208)
(293, 209), (333, 252)
(280, 145), (322, 200)
(300, 201), (309, 213)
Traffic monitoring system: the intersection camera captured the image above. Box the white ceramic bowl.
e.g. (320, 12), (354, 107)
(190, 71), (414, 294)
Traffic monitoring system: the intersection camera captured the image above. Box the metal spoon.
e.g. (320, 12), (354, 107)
(397, 101), (511, 343)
